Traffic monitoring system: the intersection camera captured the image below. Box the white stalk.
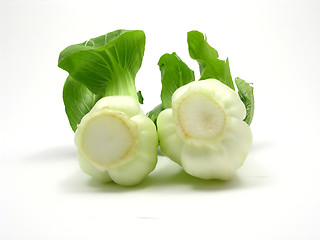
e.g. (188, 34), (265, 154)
(157, 79), (252, 180)
(173, 89), (226, 141)
(74, 96), (158, 186)
(76, 110), (138, 169)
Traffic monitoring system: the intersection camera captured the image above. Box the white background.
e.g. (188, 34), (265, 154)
(1, 0), (320, 239)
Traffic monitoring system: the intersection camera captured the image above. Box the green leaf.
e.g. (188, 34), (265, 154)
(63, 76), (101, 132)
(187, 31), (234, 90)
(137, 90), (144, 104)
(58, 30), (145, 99)
(147, 104), (164, 128)
(158, 52), (195, 109)
(235, 77), (254, 125)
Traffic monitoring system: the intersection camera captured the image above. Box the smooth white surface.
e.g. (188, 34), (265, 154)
(1, 0), (320, 239)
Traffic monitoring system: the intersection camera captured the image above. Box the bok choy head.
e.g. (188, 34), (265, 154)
(154, 31), (254, 180)
(58, 30), (157, 186)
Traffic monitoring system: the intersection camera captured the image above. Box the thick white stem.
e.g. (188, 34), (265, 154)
(173, 92), (226, 141)
(75, 109), (138, 169)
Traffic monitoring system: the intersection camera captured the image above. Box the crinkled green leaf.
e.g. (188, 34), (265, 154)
(235, 77), (254, 125)
(58, 30), (145, 98)
(187, 31), (234, 90)
(158, 52), (195, 109)
(63, 76), (101, 132)
(59, 30), (146, 131)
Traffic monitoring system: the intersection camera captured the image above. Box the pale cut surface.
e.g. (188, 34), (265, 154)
(175, 94), (226, 140)
(172, 79), (246, 121)
(80, 112), (138, 168)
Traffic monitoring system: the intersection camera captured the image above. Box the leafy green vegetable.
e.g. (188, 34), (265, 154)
(156, 31), (255, 180)
(59, 30), (159, 186)
(158, 53), (195, 109)
(157, 79), (252, 180)
(63, 76), (101, 131)
(187, 30), (234, 90)
(235, 77), (254, 125)
(58, 30), (146, 131)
